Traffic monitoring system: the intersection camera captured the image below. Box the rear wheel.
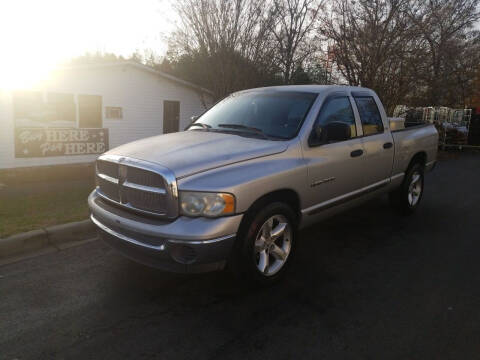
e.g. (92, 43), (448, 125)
(389, 162), (425, 215)
(229, 202), (297, 284)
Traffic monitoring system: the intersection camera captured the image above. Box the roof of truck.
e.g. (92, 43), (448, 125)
(239, 85), (375, 94)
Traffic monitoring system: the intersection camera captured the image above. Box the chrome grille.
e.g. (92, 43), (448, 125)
(127, 167), (164, 187)
(97, 160), (118, 178)
(97, 176), (120, 202)
(95, 155), (178, 218)
(124, 187), (166, 213)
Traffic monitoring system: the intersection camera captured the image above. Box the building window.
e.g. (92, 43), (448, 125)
(13, 91), (43, 121)
(13, 91), (76, 127)
(105, 106), (123, 119)
(47, 92), (76, 123)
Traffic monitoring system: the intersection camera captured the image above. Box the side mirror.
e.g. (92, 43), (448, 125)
(310, 121), (351, 146)
(184, 116), (199, 131)
(325, 122), (351, 142)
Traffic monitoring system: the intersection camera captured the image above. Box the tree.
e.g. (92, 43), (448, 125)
(68, 52), (126, 65)
(408, 0), (480, 106)
(168, 0), (280, 99)
(162, 0), (479, 109)
(319, 0), (480, 111)
(320, 0), (420, 112)
(271, 0), (324, 83)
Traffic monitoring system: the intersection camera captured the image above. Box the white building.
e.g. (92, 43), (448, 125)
(0, 62), (212, 169)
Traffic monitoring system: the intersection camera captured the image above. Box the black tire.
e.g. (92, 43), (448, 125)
(389, 162), (425, 215)
(228, 202), (298, 284)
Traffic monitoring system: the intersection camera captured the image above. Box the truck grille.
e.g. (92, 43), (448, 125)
(95, 155), (178, 218)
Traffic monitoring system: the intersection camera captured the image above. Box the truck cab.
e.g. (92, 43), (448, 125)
(89, 85), (438, 283)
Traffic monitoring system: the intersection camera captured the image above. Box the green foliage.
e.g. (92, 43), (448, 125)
(0, 180), (94, 238)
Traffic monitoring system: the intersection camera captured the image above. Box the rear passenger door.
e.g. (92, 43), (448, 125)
(352, 93), (394, 187)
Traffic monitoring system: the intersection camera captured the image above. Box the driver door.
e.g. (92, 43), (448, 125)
(302, 95), (366, 212)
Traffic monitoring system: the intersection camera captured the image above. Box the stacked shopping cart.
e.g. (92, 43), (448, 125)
(393, 105), (475, 149)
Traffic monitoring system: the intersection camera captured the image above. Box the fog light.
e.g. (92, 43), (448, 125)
(170, 244), (197, 264)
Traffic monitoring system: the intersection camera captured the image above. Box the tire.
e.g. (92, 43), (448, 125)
(228, 202), (298, 284)
(389, 162), (425, 215)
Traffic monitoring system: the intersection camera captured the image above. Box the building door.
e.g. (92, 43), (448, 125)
(78, 94), (102, 128)
(163, 101), (180, 133)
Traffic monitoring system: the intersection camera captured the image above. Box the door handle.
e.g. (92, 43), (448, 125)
(350, 149), (363, 157)
(383, 142), (393, 149)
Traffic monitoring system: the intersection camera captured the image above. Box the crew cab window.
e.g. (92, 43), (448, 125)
(309, 96), (357, 146)
(354, 96), (384, 136)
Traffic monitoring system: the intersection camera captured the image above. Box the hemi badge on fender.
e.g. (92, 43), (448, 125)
(311, 177), (336, 187)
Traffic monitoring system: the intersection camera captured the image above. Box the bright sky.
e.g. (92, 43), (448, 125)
(0, 0), (178, 90)
(0, 0), (478, 91)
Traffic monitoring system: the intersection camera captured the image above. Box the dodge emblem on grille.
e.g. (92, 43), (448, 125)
(118, 164), (128, 181)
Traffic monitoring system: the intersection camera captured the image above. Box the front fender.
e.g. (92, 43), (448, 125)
(177, 143), (308, 213)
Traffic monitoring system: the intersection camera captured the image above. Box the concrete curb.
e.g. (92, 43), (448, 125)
(0, 219), (98, 262)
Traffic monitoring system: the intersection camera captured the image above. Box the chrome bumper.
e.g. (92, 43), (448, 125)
(89, 190), (243, 273)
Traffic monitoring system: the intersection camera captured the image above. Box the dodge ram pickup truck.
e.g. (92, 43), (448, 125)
(89, 85), (438, 283)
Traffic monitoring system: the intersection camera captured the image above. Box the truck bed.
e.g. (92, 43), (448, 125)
(391, 124), (438, 176)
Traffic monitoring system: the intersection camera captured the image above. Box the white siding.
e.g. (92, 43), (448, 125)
(0, 65), (211, 169)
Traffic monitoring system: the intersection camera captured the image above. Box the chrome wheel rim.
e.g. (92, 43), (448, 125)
(408, 171), (422, 206)
(254, 215), (292, 276)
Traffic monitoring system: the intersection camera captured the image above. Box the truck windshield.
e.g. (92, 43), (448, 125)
(189, 91), (318, 140)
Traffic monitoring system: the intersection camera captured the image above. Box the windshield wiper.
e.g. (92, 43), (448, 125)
(188, 122), (211, 130)
(217, 124), (270, 139)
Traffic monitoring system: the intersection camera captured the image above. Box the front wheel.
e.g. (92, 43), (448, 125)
(389, 162), (425, 215)
(229, 202), (297, 284)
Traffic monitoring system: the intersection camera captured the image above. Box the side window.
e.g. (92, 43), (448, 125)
(310, 96), (357, 146)
(354, 96), (384, 135)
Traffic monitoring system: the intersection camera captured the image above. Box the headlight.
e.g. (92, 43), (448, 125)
(179, 191), (235, 217)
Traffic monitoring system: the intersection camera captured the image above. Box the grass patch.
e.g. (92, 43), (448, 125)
(0, 180), (95, 238)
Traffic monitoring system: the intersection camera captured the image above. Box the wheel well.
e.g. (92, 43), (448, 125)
(243, 189), (301, 223)
(408, 152), (427, 171)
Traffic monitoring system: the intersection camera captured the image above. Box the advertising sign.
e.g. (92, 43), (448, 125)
(15, 128), (109, 158)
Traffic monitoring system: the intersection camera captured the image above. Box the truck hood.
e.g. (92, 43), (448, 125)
(105, 131), (288, 178)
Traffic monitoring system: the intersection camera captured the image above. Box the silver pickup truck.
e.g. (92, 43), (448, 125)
(89, 85), (438, 283)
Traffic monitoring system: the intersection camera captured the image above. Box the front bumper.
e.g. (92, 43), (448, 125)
(88, 189), (243, 273)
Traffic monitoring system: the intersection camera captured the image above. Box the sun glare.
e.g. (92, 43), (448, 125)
(0, 0), (175, 90)
(0, 60), (57, 91)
